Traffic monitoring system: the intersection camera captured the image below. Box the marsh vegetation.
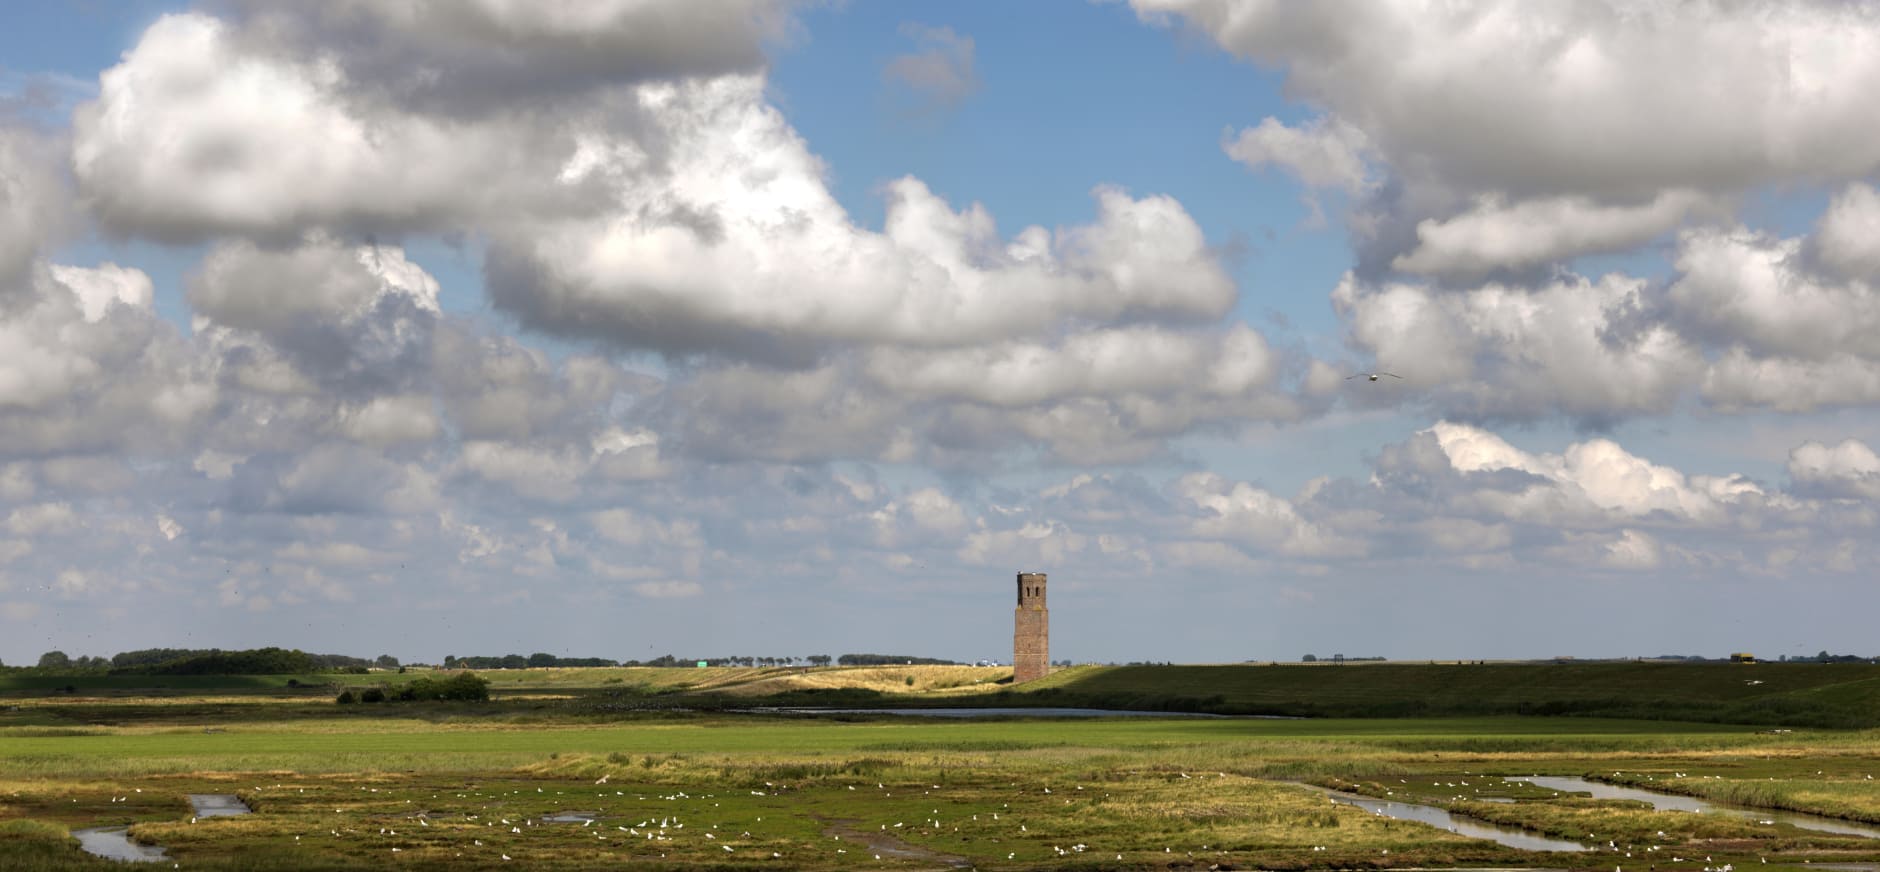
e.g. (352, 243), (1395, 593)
(3, 662), (1879, 869)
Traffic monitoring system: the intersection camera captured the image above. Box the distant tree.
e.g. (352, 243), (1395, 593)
(375, 655), (400, 669)
(443, 655), (458, 669)
(808, 655), (831, 667)
(123, 647), (318, 675)
(528, 652), (556, 668)
(437, 672), (490, 701)
(37, 651), (71, 669)
(305, 653), (373, 670)
(500, 654), (527, 669)
(111, 648), (211, 669)
(387, 671), (490, 702)
(1301, 654), (1317, 662)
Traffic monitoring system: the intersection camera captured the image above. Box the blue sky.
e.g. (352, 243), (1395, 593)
(3, 1), (1880, 667)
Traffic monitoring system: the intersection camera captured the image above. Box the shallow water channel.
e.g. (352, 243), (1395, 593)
(1312, 787), (1590, 852)
(1508, 776), (1880, 840)
(71, 827), (169, 863)
(187, 794), (253, 818)
(74, 795), (253, 863)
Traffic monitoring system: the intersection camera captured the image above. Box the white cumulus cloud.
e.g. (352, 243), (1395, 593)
(1788, 439), (1880, 500)
(1222, 115), (1371, 193)
(1394, 190), (1714, 279)
(1332, 272), (1701, 423)
(1137, 0), (1880, 199)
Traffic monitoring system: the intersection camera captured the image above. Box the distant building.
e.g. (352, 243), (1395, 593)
(1013, 572), (1049, 683)
(1731, 652), (1757, 663)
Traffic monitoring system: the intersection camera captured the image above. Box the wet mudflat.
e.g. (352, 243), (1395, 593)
(822, 818), (971, 868)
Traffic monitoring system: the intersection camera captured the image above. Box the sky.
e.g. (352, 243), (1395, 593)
(3, 1), (1880, 667)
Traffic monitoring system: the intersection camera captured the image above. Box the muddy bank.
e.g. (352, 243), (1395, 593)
(821, 818), (971, 869)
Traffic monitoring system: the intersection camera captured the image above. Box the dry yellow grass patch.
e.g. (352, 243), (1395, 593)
(712, 665), (1008, 697)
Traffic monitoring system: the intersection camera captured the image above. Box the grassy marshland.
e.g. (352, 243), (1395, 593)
(4, 662), (1880, 869)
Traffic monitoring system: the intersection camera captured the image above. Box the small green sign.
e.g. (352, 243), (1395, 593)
(696, 661), (708, 668)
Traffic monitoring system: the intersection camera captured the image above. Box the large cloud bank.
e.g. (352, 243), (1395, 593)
(1141, 0), (1880, 424)
(2, 1), (1877, 660)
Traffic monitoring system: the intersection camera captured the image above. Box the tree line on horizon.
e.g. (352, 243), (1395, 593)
(12, 648), (391, 675)
(441, 653), (960, 669)
(0, 648), (965, 674)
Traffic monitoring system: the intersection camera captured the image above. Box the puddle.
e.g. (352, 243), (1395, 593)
(542, 811), (598, 824)
(187, 794), (252, 817)
(1312, 787), (1589, 852)
(73, 826), (168, 863)
(822, 819), (971, 868)
(1507, 776), (1880, 839)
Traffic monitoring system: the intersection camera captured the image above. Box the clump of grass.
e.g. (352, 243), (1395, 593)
(0, 820), (87, 872)
(0, 820), (72, 840)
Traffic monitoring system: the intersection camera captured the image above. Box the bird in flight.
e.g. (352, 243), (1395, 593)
(1347, 372), (1402, 382)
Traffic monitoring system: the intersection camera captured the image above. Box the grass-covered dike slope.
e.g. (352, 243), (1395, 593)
(708, 661), (1880, 727)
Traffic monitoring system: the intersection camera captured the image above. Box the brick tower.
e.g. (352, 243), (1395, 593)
(1013, 572), (1049, 683)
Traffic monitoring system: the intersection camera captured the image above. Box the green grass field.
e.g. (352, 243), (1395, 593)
(4, 662), (1880, 869)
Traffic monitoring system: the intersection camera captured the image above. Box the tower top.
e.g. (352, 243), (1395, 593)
(1016, 572), (1046, 607)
